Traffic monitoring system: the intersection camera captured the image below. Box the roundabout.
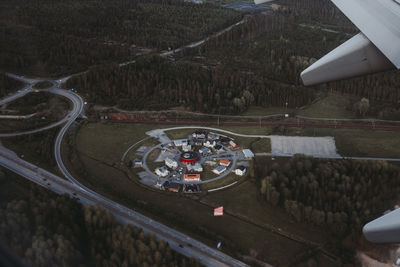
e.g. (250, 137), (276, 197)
(124, 127), (254, 193)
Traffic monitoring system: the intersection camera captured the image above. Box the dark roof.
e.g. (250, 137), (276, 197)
(163, 181), (181, 189)
(220, 137), (231, 144)
(214, 144), (222, 150)
(184, 184), (199, 192)
(237, 165), (246, 171)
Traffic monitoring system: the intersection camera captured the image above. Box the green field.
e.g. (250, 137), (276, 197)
(297, 93), (354, 119)
(71, 122), (318, 265)
(296, 127), (400, 158)
(244, 93), (355, 119)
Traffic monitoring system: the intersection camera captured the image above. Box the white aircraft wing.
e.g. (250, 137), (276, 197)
(300, 0), (400, 85)
(255, 0), (400, 243)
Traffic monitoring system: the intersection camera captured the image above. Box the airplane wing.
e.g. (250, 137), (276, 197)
(255, 0), (400, 243)
(301, 0), (400, 85)
(304, 0), (400, 243)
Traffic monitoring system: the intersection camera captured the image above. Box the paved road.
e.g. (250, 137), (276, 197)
(159, 19), (245, 57)
(0, 77), (83, 137)
(0, 74), (248, 267)
(0, 146), (247, 267)
(256, 152), (400, 162)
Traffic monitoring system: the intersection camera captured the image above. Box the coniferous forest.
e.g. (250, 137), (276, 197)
(255, 156), (400, 236)
(0, 0), (240, 76)
(0, 170), (202, 267)
(0, 72), (24, 98)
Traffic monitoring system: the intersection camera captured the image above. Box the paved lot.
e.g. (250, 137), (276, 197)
(269, 135), (339, 157)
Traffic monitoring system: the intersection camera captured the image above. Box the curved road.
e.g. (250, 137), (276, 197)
(1, 77), (248, 266)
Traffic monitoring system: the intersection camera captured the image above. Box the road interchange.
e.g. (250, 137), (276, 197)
(0, 73), (248, 267)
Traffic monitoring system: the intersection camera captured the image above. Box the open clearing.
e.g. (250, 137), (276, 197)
(269, 135), (339, 157)
(72, 122), (318, 265)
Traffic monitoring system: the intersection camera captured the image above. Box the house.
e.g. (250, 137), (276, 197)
(199, 147), (211, 156)
(155, 166), (169, 177)
(184, 173), (201, 182)
(163, 181), (181, 192)
(174, 139), (188, 147)
(192, 130), (208, 139)
(213, 165), (227, 175)
(204, 140), (216, 148)
(130, 159), (142, 168)
(219, 159), (230, 166)
(220, 137), (231, 145)
(242, 149), (254, 159)
(229, 140), (238, 150)
(235, 166), (246, 176)
(165, 158), (178, 169)
(183, 184), (200, 193)
(182, 144), (192, 152)
(207, 133), (219, 141)
(214, 144), (224, 153)
(187, 162), (203, 172)
(191, 138), (204, 146)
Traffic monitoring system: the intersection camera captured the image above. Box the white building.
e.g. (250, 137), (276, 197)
(155, 166), (170, 177)
(182, 144), (192, 152)
(242, 149), (254, 158)
(235, 166), (246, 176)
(187, 162), (203, 172)
(174, 139), (188, 147)
(165, 158), (178, 169)
(213, 165), (227, 175)
(199, 147), (211, 155)
(204, 140), (216, 148)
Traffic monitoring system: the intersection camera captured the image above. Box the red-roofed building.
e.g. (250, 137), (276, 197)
(229, 140), (238, 149)
(184, 173), (201, 182)
(219, 159), (230, 166)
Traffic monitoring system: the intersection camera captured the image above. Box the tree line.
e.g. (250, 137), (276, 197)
(66, 55), (315, 114)
(254, 155), (400, 236)
(0, 73), (23, 98)
(0, 172), (202, 267)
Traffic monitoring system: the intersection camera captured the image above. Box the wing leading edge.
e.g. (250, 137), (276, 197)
(254, 0), (400, 243)
(301, 0), (400, 85)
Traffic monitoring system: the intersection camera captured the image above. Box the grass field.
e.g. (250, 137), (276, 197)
(6, 91), (70, 115)
(201, 180), (329, 244)
(72, 122), (317, 264)
(297, 93), (354, 119)
(244, 93), (355, 119)
(298, 127), (400, 158)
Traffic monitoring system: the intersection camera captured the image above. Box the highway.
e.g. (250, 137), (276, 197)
(0, 74), (248, 267)
(0, 144), (247, 267)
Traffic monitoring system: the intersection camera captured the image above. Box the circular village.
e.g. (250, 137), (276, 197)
(127, 128), (255, 193)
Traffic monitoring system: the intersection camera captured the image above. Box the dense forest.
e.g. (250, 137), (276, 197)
(182, 9), (400, 113)
(0, 170), (202, 267)
(0, 73), (23, 98)
(67, 55), (315, 114)
(254, 156), (400, 236)
(0, 0), (240, 76)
